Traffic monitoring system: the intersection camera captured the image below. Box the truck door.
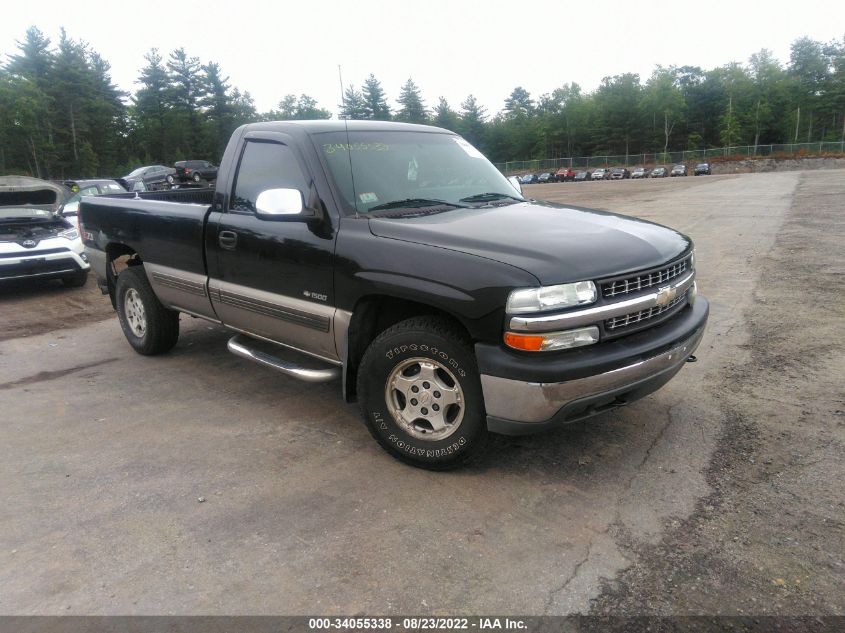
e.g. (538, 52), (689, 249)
(206, 132), (339, 362)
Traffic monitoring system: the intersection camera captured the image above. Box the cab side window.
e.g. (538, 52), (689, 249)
(230, 141), (307, 213)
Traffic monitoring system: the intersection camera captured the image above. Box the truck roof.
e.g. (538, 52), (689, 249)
(241, 120), (454, 135)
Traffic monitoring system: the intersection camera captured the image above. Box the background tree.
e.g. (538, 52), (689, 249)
(269, 94), (331, 120)
(165, 47), (203, 157)
(361, 74), (391, 120)
(2, 28), (845, 177)
(458, 94), (487, 149)
(132, 49), (169, 163)
(593, 73), (644, 157)
(503, 86), (534, 119)
(641, 67), (686, 156)
(339, 85), (366, 120)
(395, 78), (428, 123)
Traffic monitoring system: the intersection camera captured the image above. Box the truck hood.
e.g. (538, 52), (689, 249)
(367, 200), (691, 284)
(0, 176), (66, 217)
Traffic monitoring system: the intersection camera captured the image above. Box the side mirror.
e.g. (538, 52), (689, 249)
(507, 175), (523, 195)
(255, 188), (310, 220)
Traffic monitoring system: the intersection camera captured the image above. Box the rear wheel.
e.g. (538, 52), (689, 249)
(357, 316), (488, 470)
(115, 266), (179, 355)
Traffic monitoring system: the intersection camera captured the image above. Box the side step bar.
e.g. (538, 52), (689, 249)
(227, 334), (341, 383)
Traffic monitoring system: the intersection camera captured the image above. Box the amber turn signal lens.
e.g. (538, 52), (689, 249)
(503, 332), (545, 351)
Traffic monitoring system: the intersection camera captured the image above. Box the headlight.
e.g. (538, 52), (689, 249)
(504, 326), (600, 352)
(507, 281), (597, 314)
(58, 228), (79, 240)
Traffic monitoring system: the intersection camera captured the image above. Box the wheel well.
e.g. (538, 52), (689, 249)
(343, 295), (471, 403)
(105, 243), (142, 308)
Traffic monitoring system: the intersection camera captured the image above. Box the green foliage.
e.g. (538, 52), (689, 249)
(339, 85), (367, 120)
(433, 97), (459, 131)
(270, 94), (332, 120)
(361, 74), (391, 121)
(395, 78), (428, 124)
(1, 29), (844, 178)
(458, 94), (487, 147)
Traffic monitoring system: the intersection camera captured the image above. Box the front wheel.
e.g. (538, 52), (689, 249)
(357, 316), (488, 470)
(166, 174), (175, 184)
(115, 266), (179, 355)
(193, 172), (202, 183)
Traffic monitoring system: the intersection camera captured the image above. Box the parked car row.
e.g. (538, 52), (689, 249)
(118, 159), (219, 192)
(518, 163), (712, 183)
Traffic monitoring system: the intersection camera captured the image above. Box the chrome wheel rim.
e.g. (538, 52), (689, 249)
(124, 288), (147, 338)
(384, 357), (465, 441)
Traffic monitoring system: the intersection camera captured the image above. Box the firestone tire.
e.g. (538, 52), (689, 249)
(357, 316), (489, 470)
(115, 266), (180, 355)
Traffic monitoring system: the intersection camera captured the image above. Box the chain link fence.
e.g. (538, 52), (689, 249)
(494, 142), (845, 174)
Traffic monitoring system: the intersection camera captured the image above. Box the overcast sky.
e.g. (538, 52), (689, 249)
(2, 0), (844, 117)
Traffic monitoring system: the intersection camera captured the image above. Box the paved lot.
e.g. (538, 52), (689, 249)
(1, 172), (842, 615)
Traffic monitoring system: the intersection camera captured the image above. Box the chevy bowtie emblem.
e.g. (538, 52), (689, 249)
(655, 285), (677, 307)
(22, 239), (37, 248)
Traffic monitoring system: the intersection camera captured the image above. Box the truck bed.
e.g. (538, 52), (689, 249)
(80, 188), (215, 277)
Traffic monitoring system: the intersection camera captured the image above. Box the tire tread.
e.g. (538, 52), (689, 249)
(115, 266), (179, 355)
(357, 315), (488, 470)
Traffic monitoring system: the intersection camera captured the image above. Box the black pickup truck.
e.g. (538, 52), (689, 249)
(80, 120), (708, 469)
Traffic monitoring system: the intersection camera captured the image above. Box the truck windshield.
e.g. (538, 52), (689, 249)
(315, 130), (523, 214)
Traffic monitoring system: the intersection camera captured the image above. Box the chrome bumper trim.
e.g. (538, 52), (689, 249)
(480, 324), (704, 424)
(509, 271), (695, 332)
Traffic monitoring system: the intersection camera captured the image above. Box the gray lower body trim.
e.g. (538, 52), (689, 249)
(145, 263), (217, 320)
(480, 325), (705, 427)
(208, 279), (341, 362)
(209, 285), (329, 332)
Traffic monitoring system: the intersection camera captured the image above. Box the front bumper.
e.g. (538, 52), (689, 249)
(0, 238), (90, 282)
(477, 297), (708, 435)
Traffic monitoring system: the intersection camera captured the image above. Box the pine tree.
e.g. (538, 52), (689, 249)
(200, 62), (234, 158)
(5, 27), (57, 176)
(50, 29), (98, 176)
(339, 85), (367, 119)
(433, 97), (460, 131)
(6, 27), (53, 89)
(396, 78), (428, 123)
(166, 47), (203, 155)
(133, 49), (169, 162)
(459, 94), (487, 148)
(362, 74), (391, 120)
(503, 87), (534, 118)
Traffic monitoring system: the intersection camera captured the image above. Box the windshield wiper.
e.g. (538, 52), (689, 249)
(459, 192), (524, 204)
(368, 198), (469, 212)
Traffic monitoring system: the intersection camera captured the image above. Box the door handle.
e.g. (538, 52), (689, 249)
(219, 230), (238, 250)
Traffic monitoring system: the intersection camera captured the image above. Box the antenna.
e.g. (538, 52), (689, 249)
(338, 64), (359, 216)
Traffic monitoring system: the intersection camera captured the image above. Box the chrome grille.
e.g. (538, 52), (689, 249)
(605, 293), (687, 331)
(602, 256), (690, 298)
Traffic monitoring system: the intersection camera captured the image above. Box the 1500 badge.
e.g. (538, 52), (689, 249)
(303, 290), (328, 302)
